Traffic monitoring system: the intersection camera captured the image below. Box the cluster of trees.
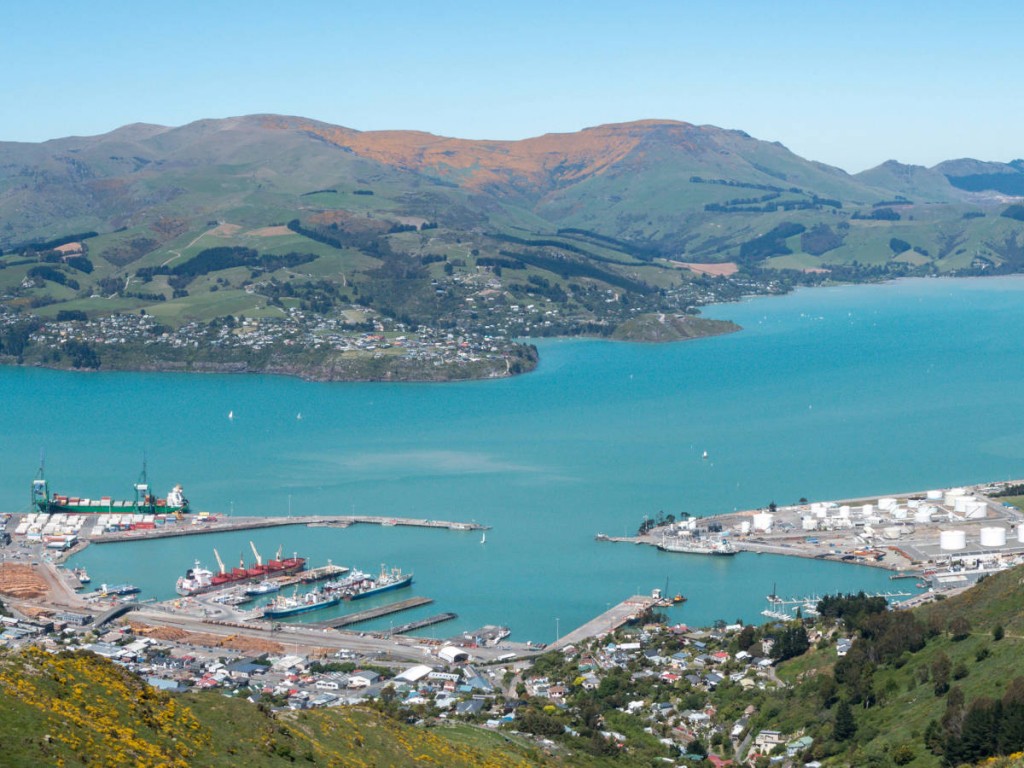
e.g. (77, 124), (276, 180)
(927, 677), (1024, 765)
(853, 207), (901, 221)
(737, 222), (806, 264)
(27, 265), (79, 290)
(800, 224), (844, 256)
(497, 249), (652, 294)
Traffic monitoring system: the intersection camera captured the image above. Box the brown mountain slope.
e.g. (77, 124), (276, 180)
(258, 115), (693, 193)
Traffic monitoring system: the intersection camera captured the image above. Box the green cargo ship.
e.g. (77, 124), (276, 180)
(31, 462), (190, 516)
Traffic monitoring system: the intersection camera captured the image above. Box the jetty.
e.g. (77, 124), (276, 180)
(390, 612), (458, 635)
(550, 595), (657, 651)
(75, 514), (487, 543)
(312, 596), (434, 629)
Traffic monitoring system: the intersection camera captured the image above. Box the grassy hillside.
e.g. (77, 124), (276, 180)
(739, 567), (1024, 767)
(3, 116), (1024, 352)
(0, 646), (554, 768)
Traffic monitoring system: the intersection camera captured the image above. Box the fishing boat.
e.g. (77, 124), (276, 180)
(263, 588), (341, 618)
(73, 567), (91, 585)
(31, 459), (189, 516)
(244, 580), (281, 597)
(343, 565), (413, 601)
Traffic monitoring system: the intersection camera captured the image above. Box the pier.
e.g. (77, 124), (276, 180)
(311, 597), (434, 629)
(390, 612), (458, 635)
(550, 595), (657, 650)
(72, 514), (487, 543)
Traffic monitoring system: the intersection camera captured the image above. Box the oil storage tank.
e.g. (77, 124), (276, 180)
(940, 530), (966, 551)
(980, 527), (1007, 547)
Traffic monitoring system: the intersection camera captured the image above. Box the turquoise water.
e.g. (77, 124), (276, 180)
(5, 277), (1024, 641)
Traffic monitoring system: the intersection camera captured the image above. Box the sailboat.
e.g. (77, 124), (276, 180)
(228, 410), (234, 421)
(296, 412), (303, 421)
(480, 532), (486, 545)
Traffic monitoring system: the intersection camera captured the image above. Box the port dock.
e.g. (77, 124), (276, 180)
(390, 612), (458, 635)
(550, 595), (657, 651)
(61, 514), (488, 544)
(311, 596), (434, 629)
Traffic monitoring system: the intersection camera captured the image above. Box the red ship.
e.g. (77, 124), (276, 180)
(176, 542), (305, 595)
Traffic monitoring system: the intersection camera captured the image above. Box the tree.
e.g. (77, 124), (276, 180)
(993, 624), (1005, 641)
(949, 616), (972, 641)
(932, 652), (952, 696)
(834, 699), (857, 741)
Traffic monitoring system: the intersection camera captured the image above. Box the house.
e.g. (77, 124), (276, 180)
(348, 670), (381, 688)
(836, 638), (853, 657)
(753, 730), (786, 752)
(456, 698), (486, 716)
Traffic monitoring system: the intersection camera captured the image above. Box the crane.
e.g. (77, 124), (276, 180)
(250, 541), (263, 567)
(213, 548), (227, 575)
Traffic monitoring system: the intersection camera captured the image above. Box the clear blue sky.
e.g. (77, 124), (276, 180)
(2, 0), (1020, 172)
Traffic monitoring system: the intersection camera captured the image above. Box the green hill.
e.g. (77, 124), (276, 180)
(2, 116), (1024, 351)
(744, 567), (1024, 767)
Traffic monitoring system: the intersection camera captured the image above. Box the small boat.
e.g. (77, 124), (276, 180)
(296, 412), (302, 420)
(245, 580), (281, 597)
(673, 594), (686, 604)
(702, 450), (708, 460)
(228, 410), (234, 421)
(73, 567), (91, 584)
(480, 532), (486, 545)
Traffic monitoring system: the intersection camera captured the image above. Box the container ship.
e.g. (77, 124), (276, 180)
(32, 461), (190, 516)
(176, 542), (305, 596)
(262, 588), (341, 618)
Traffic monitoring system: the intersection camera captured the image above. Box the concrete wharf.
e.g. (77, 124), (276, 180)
(274, 563), (348, 587)
(550, 595), (657, 650)
(79, 514), (487, 543)
(390, 612), (458, 635)
(311, 596), (434, 629)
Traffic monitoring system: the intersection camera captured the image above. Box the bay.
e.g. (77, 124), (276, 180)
(4, 277), (1024, 641)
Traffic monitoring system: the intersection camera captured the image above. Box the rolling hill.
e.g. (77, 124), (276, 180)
(1, 115), (1022, 351)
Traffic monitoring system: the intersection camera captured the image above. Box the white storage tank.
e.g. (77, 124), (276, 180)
(964, 501), (988, 519)
(980, 527), (1007, 547)
(752, 512), (774, 532)
(883, 526), (902, 540)
(801, 516), (818, 531)
(861, 504), (874, 517)
(927, 490), (943, 501)
(946, 489), (967, 506)
(940, 530), (966, 551)
(914, 508), (933, 524)
(739, 521), (751, 535)
(878, 497), (897, 511)
(908, 499), (921, 510)
(1018, 525), (1024, 544)
(893, 507), (908, 520)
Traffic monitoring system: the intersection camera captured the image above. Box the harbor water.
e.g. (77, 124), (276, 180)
(5, 277), (1024, 640)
